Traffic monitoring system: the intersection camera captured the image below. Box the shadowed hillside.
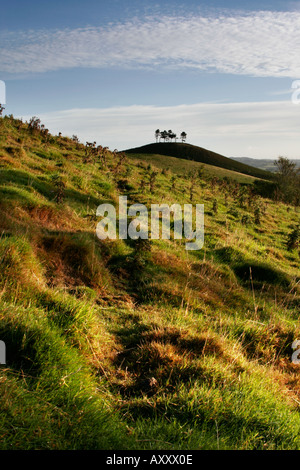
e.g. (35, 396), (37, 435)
(124, 143), (273, 180)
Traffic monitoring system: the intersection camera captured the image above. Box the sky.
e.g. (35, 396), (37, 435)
(1, 0), (300, 158)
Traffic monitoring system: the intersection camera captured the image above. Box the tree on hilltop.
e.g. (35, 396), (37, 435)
(168, 130), (177, 142)
(154, 129), (185, 143)
(160, 130), (168, 142)
(180, 131), (187, 142)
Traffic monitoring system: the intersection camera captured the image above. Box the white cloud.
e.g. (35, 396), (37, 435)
(1, 11), (300, 77)
(19, 100), (300, 158)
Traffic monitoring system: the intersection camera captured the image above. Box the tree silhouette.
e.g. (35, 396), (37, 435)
(154, 129), (186, 143)
(168, 130), (177, 142)
(28, 116), (41, 133)
(180, 131), (187, 142)
(160, 130), (168, 142)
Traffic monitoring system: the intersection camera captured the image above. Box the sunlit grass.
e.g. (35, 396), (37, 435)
(0, 114), (299, 449)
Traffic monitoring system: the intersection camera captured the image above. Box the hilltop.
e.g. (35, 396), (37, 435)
(0, 114), (300, 450)
(124, 142), (273, 180)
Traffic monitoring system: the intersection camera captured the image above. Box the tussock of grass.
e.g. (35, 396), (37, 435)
(0, 301), (128, 450)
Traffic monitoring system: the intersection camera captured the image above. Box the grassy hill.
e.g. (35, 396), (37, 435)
(124, 143), (273, 180)
(125, 152), (263, 185)
(0, 114), (300, 450)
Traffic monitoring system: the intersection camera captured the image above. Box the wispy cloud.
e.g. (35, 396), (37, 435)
(19, 100), (300, 158)
(1, 11), (300, 77)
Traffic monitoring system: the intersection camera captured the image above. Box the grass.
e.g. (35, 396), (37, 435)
(126, 152), (260, 185)
(0, 114), (299, 450)
(124, 142), (273, 180)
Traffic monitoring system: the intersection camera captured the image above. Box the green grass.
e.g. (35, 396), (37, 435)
(126, 152), (262, 185)
(0, 114), (299, 450)
(124, 142), (273, 180)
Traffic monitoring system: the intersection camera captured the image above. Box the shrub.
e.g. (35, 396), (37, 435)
(241, 214), (251, 225)
(286, 224), (300, 251)
(51, 174), (66, 204)
(149, 171), (158, 193)
(254, 206), (261, 225)
(212, 199), (218, 214)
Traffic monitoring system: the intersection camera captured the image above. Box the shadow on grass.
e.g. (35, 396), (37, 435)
(0, 321), (42, 378)
(110, 319), (224, 399)
(214, 246), (291, 290)
(233, 262), (290, 289)
(0, 169), (104, 207)
(0, 169), (53, 199)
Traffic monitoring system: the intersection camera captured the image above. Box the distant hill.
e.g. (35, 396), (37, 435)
(232, 157), (300, 173)
(124, 143), (273, 180)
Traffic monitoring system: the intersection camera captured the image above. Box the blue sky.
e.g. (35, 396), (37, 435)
(1, 0), (300, 158)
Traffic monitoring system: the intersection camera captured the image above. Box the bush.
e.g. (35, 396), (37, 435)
(241, 214), (251, 225)
(286, 224), (300, 251)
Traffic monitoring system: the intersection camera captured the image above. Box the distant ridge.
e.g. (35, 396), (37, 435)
(232, 156), (300, 172)
(124, 143), (273, 180)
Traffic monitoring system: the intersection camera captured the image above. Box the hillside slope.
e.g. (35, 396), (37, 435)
(0, 115), (300, 450)
(124, 143), (273, 180)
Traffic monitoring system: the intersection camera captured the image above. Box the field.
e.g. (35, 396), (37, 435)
(127, 152), (262, 184)
(124, 143), (273, 180)
(0, 115), (299, 450)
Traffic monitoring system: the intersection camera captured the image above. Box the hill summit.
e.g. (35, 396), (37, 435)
(124, 142), (272, 180)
